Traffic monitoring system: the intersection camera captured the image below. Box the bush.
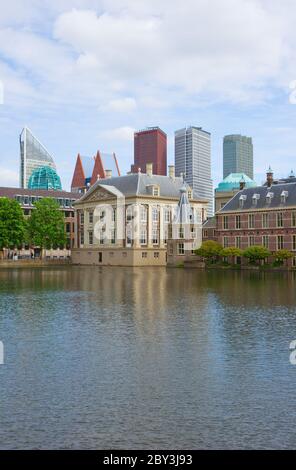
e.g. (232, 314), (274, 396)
(273, 249), (293, 265)
(243, 246), (271, 265)
(195, 240), (223, 263)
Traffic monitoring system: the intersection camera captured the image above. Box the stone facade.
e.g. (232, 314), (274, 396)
(72, 172), (207, 267)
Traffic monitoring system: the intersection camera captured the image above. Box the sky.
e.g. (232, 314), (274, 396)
(1, 0), (296, 191)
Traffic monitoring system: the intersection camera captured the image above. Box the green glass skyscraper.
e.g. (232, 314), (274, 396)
(223, 135), (253, 179)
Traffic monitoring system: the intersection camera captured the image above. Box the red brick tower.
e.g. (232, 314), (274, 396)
(131, 127), (167, 175)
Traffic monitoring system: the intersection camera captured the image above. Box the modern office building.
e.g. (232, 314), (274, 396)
(20, 127), (58, 189)
(72, 164), (207, 266)
(71, 151), (120, 193)
(175, 126), (213, 216)
(223, 134), (253, 179)
(131, 127), (167, 176)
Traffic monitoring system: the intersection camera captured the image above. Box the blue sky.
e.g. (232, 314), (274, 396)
(1, 0), (296, 191)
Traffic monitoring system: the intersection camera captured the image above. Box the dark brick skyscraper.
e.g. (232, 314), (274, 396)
(131, 127), (167, 175)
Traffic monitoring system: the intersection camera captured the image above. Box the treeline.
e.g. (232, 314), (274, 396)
(196, 240), (293, 267)
(0, 197), (66, 252)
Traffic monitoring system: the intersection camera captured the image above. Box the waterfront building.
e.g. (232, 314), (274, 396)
(0, 187), (79, 255)
(28, 166), (62, 191)
(72, 164), (207, 266)
(131, 127), (167, 176)
(202, 216), (218, 242)
(71, 151), (120, 193)
(215, 172), (257, 213)
(174, 126), (213, 216)
(223, 134), (253, 179)
(215, 168), (296, 267)
(20, 127), (58, 189)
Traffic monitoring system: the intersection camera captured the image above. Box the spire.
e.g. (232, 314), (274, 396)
(174, 185), (193, 224)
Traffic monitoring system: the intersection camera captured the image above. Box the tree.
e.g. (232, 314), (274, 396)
(243, 246), (271, 265)
(195, 240), (223, 263)
(274, 249), (293, 266)
(0, 197), (26, 251)
(220, 247), (243, 263)
(28, 198), (66, 254)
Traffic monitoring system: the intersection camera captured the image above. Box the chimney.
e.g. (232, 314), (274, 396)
(266, 166), (273, 188)
(239, 176), (246, 190)
(96, 174), (100, 181)
(168, 165), (175, 179)
(146, 163), (153, 176)
(105, 169), (112, 179)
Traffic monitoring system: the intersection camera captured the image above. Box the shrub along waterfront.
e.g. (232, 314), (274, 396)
(195, 241), (294, 269)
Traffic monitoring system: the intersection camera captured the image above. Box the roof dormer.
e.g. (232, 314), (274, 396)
(266, 191), (274, 204)
(281, 190), (288, 204)
(252, 193), (260, 206)
(239, 194), (247, 208)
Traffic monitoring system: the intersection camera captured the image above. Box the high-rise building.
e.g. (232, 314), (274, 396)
(175, 126), (213, 217)
(20, 127), (57, 188)
(131, 127), (167, 175)
(223, 134), (253, 179)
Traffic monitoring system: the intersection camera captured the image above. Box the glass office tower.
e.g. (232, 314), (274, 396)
(175, 126), (213, 217)
(223, 134), (253, 179)
(20, 127), (57, 188)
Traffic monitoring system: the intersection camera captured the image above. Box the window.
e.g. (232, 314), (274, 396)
(179, 227), (184, 239)
(152, 229), (158, 244)
(277, 212), (283, 228)
(248, 214), (255, 229)
(142, 252), (147, 258)
(277, 235), (284, 250)
(152, 207), (158, 222)
(140, 229), (147, 245)
(80, 212), (84, 224)
(140, 206), (147, 222)
(262, 235), (269, 248)
(153, 186), (159, 196)
(126, 206), (133, 221)
(249, 236), (255, 247)
(111, 229), (116, 244)
(89, 211), (93, 224)
(164, 209), (170, 223)
(293, 257), (296, 268)
(223, 216), (229, 230)
(292, 212), (296, 227)
(223, 237), (229, 248)
(235, 215), (241, 229)
(89, 231), (93, 245)
(235, 237), (241, 249)
(178, 243), (185, 255)
(99, 231), (104, 245)
(188, 190), (192, 199)
(293, 235), (296, 251)
(203, 230), (208, 238)
(262, 213), (269, 228)
(112, 208), (116, 222)
(154, 252), (160, 258)
(80, 231), (84, 245)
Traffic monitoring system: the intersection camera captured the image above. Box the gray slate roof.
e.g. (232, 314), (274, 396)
(78, 173), (208, 202)
(219, 181), (296, 212)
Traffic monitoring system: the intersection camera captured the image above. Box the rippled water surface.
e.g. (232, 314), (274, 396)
(0, 266), (296, 449)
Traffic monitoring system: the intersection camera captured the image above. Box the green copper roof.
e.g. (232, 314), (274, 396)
(28, 166), (62, 191)
(216, 173), (257, 192)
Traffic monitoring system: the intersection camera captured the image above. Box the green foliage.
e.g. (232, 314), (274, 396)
(0, 197), (26, 249)
(195, 240), (223, 262)
(243, 245), (271, 264)
(273, 249), (293, 265)
(28, 198), (66, 249)
(220, 247), (243, 259)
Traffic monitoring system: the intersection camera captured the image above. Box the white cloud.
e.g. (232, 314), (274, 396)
(100, 126), (135, 141)
(100, 97), (137, 112)
(0, 168), (19, 187)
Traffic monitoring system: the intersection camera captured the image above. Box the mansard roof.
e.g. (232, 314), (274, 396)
(219, 181), (296, 212)
(75, 173), (208, 203)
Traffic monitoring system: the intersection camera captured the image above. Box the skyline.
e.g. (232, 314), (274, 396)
(1, 1), (296, 190)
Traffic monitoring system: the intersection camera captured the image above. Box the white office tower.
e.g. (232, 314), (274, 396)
(175, 126), (213, 217)
(20, 127), (56, 188)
